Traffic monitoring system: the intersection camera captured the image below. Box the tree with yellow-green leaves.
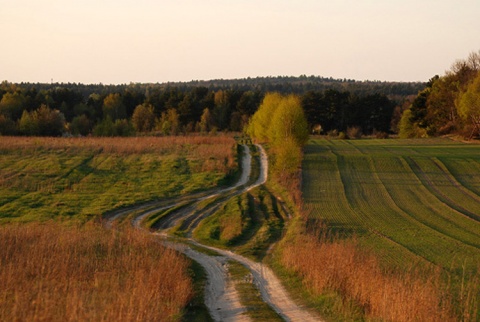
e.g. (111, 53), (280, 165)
(268, 94), (309, 146)
(245, 92), (283, 142)
(246, 92), (309, 185)
(0, 92), (26, 120)
(103, 93), (126, 121)
(247, 92), (308, 147)
(132, 103), (155, 133)
(456, 72), (480, 138)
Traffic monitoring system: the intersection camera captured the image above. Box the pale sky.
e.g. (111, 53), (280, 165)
(1, 0), (479, 84)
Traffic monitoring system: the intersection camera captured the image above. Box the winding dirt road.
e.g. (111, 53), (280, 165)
(107, 144), (322, 322)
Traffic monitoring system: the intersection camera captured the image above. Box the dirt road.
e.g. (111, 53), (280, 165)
(107, 144), (323, 321)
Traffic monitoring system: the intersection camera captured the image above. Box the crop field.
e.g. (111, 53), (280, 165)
(302, 138), (480, 276)
(0, 136), (237, 223)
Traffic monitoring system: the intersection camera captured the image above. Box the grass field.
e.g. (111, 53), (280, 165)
(302, 138), (480, 275)
(274, 137), (480, 321)
(0, 136), (237, 223)
(0, 135), (238, 321)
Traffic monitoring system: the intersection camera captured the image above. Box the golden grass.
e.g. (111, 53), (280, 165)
(0, 134), (236, 154)
(0, 222), (193, 321)
(280, 220), (479, 322)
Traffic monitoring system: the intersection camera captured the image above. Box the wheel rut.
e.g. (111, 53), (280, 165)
(107, 144), (323, 322)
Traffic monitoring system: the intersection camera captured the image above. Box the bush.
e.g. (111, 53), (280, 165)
(327, 129), (338, 137)
(93, 117), (134, 137)
(347, 126), (362, 139)
(338, 131), (347, 139)
(374, 130), (389, 139)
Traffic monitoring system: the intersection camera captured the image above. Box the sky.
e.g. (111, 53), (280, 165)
(1, 0), (479, 84)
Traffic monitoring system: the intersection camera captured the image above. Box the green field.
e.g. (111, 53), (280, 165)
(0, 136), (236, 223)
(302, 138), (480, 275)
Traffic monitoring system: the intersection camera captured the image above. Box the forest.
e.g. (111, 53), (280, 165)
(2, 50), (479, 140)
(400, 50), (480, 139)
(0, 76), (423, 137)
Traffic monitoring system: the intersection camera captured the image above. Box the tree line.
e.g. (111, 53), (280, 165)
(0, 76), (423, 137)
(399, 50), (480, 139)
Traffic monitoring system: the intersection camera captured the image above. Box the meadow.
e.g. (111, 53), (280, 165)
(279, 138), (480, 321)
(0, 136), (237, 223)
(0, 135), (238, 321)
(0, 222), (193, 321)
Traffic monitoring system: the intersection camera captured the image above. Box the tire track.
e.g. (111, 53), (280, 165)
(108, 144), (323, 321)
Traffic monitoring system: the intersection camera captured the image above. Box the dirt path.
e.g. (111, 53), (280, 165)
(107, 144), (323, 321)
(109, 145), (254, 321)
(163, 240), (250, 322)
(189, 240), (321, 322)
(183, 145), (321, 322)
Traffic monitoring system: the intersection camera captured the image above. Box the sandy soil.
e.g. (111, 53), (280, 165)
(189, 240), (322, 322)
(163, 240), (251, 322)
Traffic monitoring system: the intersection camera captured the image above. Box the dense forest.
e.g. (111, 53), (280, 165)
(0, 75), (425, 137)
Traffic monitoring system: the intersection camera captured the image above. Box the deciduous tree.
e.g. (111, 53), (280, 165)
(456, 72), (480, 138)
(268, 94), (309, 146)
(0, 92), (26, 120)
(199, 108), (214, 133)
(103, 93), (126, 121)
(132, 104), (155, 133)
(19, 105), (65, 136)
(157, 108), (180, 135)
(245, 92), (282, 142)
(70, 114), (92, 136)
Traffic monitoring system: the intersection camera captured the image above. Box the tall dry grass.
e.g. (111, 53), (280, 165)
(281, 220), (479, 321)
(0, 222), (193, 322)
(0, 135), (235, 156)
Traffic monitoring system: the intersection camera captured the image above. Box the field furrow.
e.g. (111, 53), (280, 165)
(302, 144), (363, 229)
(440, 157), (480, 197)
(375, 157), (480, 249)
(406, 157), (480, 222)
(303, 138), (480, 273)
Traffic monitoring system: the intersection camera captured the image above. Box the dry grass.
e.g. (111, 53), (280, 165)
(280, 220), (479, 321)
(0, 135), (236, 173)
(0, 222), (193, 322)
(0, 134), (235, 155)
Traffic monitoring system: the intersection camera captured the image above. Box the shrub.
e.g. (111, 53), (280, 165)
(70, 114), (92, 136)
(347, 126), (362, 139)
(338, 131), (347, 139)
(374, 130), (389, 139)
(327, 129), (338, 137)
